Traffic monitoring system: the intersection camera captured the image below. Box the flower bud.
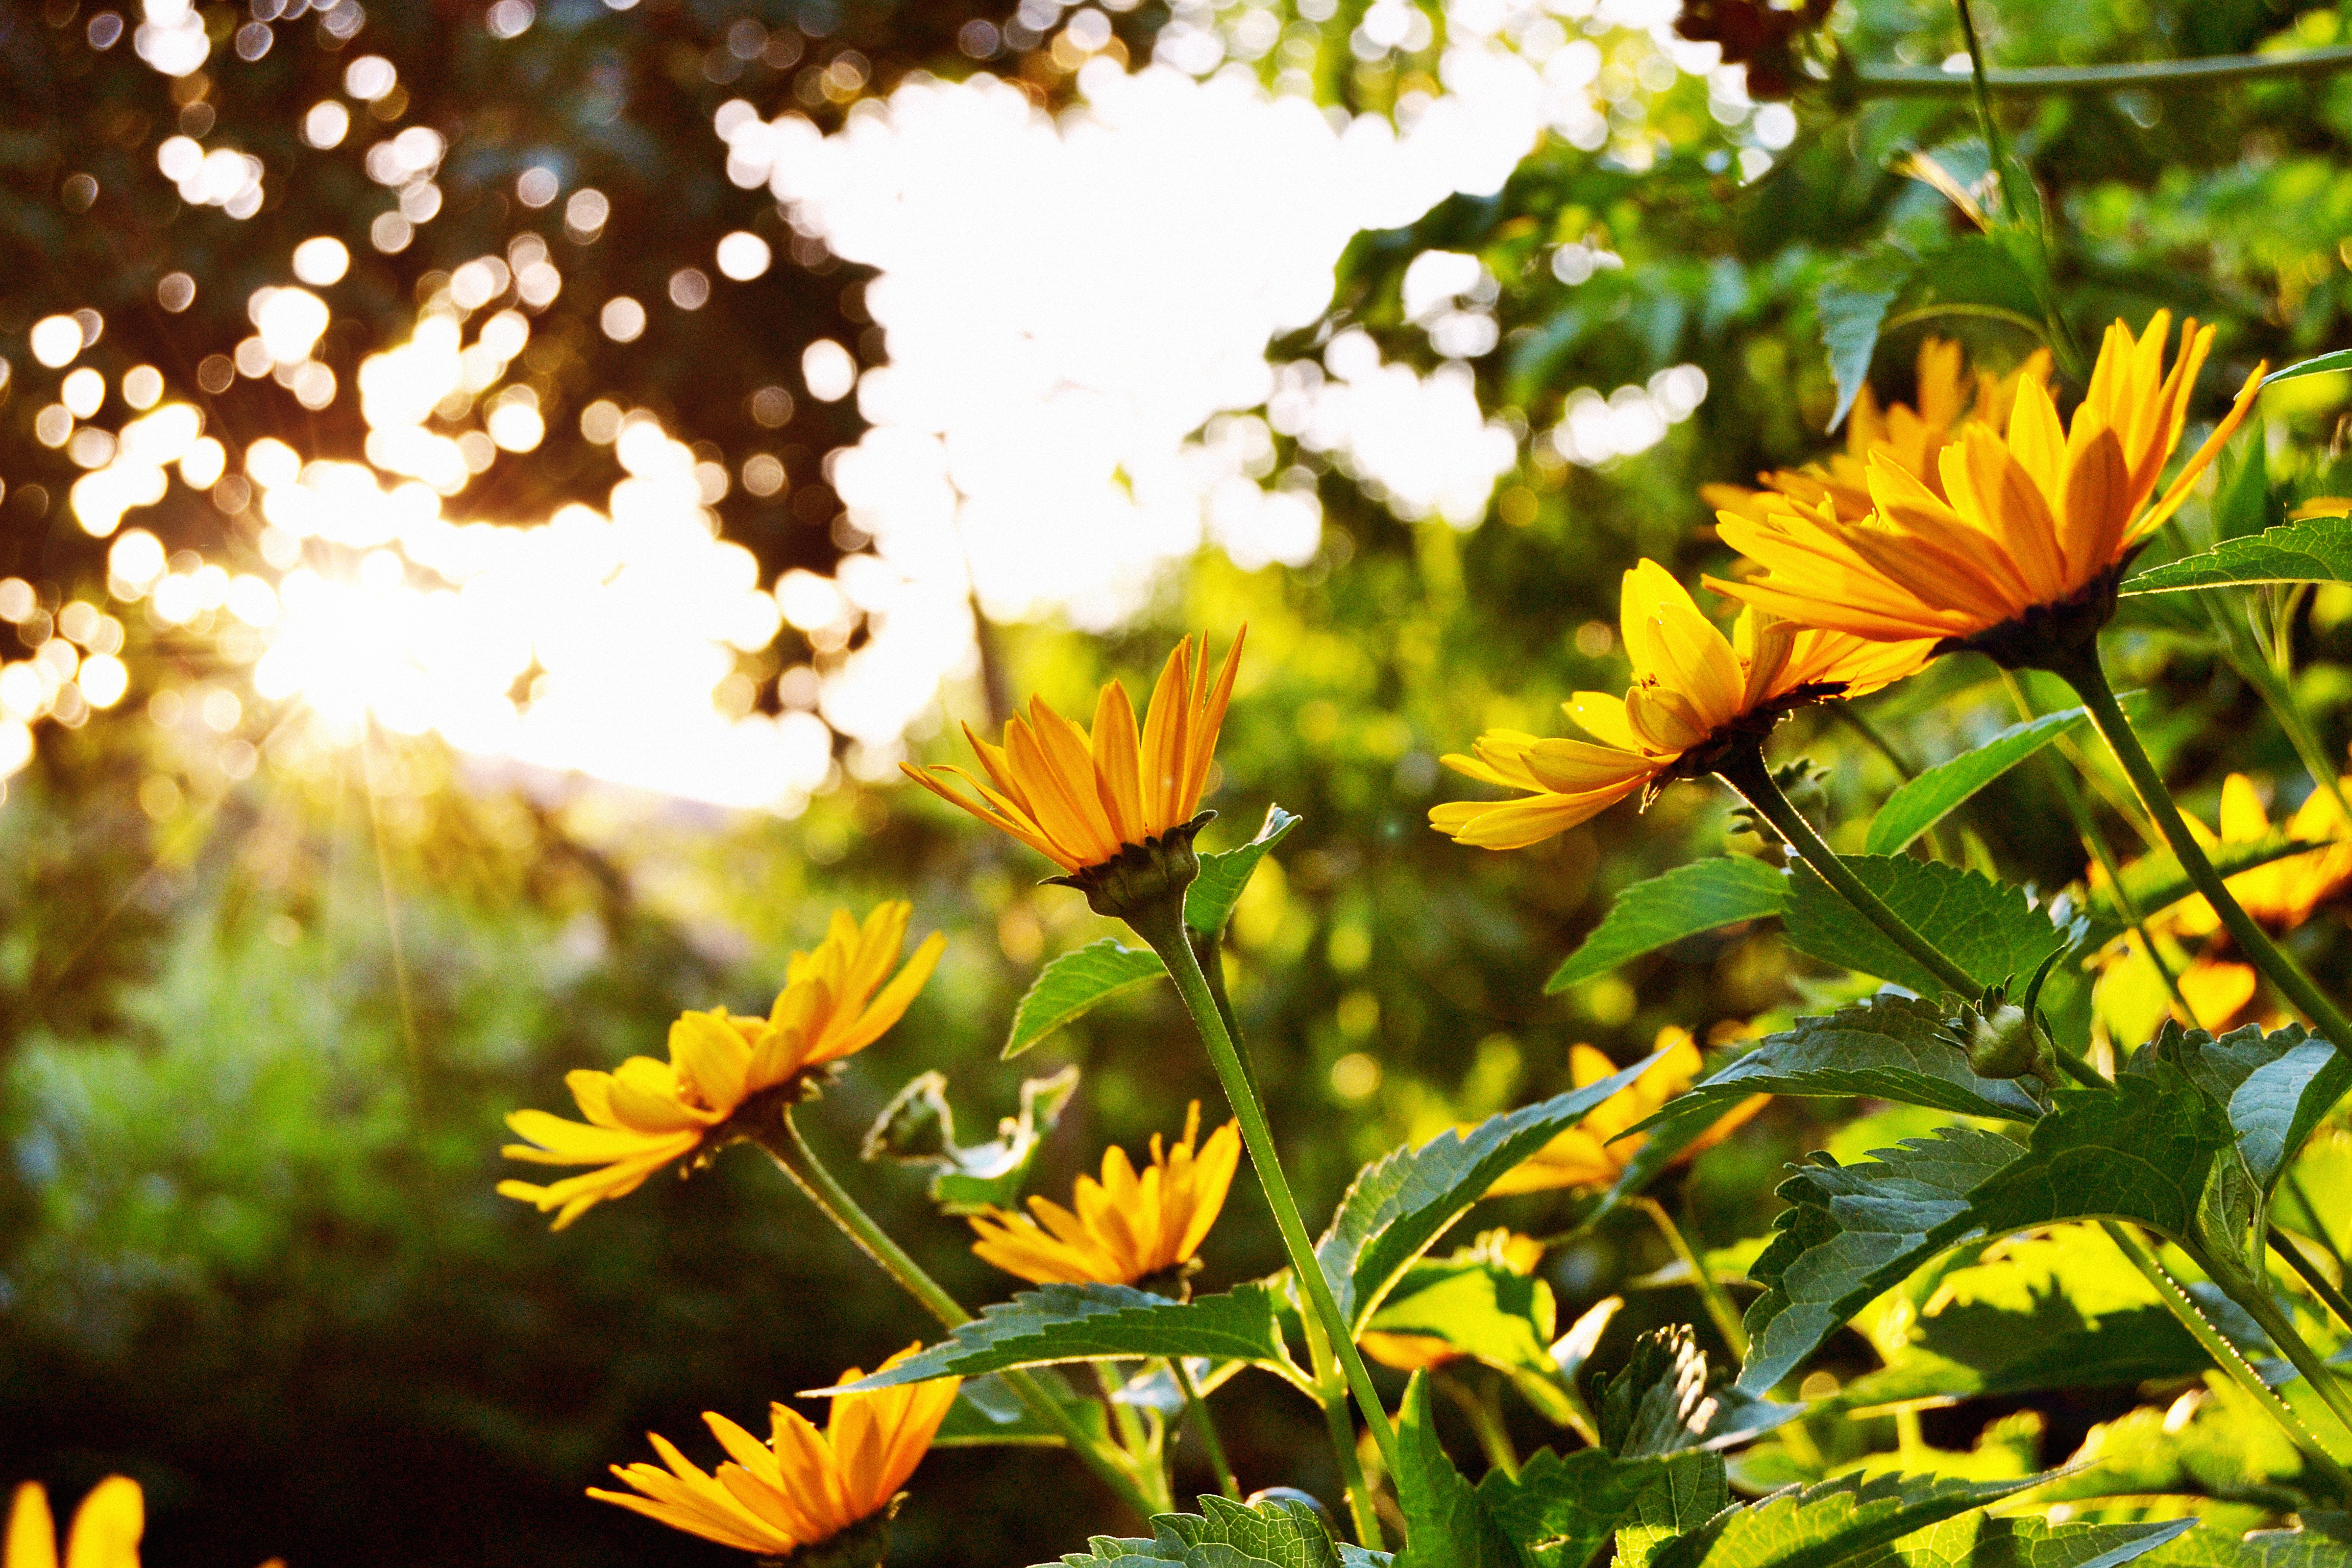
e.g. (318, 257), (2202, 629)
(1963, 998), (2041, 1080)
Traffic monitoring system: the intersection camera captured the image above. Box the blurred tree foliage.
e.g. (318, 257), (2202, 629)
(8, 0), (2352, 1563)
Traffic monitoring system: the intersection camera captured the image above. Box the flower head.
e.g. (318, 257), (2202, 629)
(1483, 1030), (1766, 1197)
(7, 1478), (142, 1568)
(901, 631), (1243, 876)
(1708, 313), (2264, 656)
(591, 1346), (958, 1559)
(500, 903), (944, 1229)
(1708, 338), (2053, 526)
(969, 1102), (1241, 1288)
(1432, 560), (1928, 849)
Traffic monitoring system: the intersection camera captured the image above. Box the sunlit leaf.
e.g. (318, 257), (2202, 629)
(1819, 280), (1901, 433)
(1646, 1469), (2047, 1568)
(1477, 1446), (1677, 1568)
(1867, 1512), (2195, 1568)
(1044, 1494), (1351, 1568)
(1393, 1373), (1519, 1568)
(1616, 1453), (1731, 1568)
(1187, 804), (1300, 938)
(1781, 857), (2072, 997)
(2138, 1019), (2348, 1193)
(2121, 518), (2352, 595)
(2261, 349), (2352, 388)
(2134, 1524), (2352, 1568)
(1863, 708), (2092, 857)
(863, 1065), (1082, 1213)
(1003, 938), (1165, 1060)
(2085, 835), (2326, 948)
(1547, 857), (1789, 992)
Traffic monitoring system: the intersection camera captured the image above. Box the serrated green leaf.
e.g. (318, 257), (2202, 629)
(824, 1282), (1294, 1391)
(2135, 1525), (2352, 1568)
(1781, 857), (2071, 997)
(1739, 1126), (2025, 1394)
(2121, 518), (2352, 595)
(1618, 1452), (1731, 1568)
(1600, 1324), (1803, 1457)
(1363, 1250), (1558, 1385)
(1004, 939), (1165, 1060)
(2262, 349), (2352, 388)
(1546, 858), (1790, 992)
(1318, 1046), (1670, 1327)
(1623, 995), (2046, 1135)
(1965, 1063), (2239, 1245)
(1853, 1514), (2197, 1568)
(1820, 281), (1900, 433)
(2136, 1019), (2349, 1193)
(1863, 709), (2092, 857)
(1477, 1447), (1676, 1568)
(934, 1369), (1114, 1449)
(1395, 1373), (1520, 1568)
(864, 1065), (1081, 1213)
(1648, 1469), (2046, 1568)
(1045, 1494), (1348, 1568)
(1187, 804), (1300, 937)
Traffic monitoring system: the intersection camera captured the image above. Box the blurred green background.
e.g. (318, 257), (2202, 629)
(8, 0), (2352, 1562)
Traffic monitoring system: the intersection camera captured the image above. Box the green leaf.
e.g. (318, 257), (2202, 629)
(2038, 1378), (2338, 1512)
(862, 1065), (1081, 1213)
(1394, 1373), (1521, 1568)
(1601, 1325), (1802, 1456)
(1863, 709), (2091, 857)
(1363, 1248), (1558, 1387)
(2087, 834), (2326, 946)
(934, 1370), (1114, 1449)
(1616, 1453), (1731, 1568)
(1003, 938), (1165, 1060)
(1739, 1126), (2025, 1394)
(1965, 1063), (2240, 1245)
(1647, 1470), (2046, 1568)
(2262, 349), (2352, 388)
(1623, 995), (2046, 1133)
(1317, 1047), (1671, 1327)
(1861, 1514), (2197, 1568)
(2135, 1525), (2352, 1568)
(1045, 1494), (1349, 1568)
(2136, 1019), (2348, 1193)
(1547, 859), (1790, 993)
(822, 1282), (1295, 1391)
(1782, 857), (2073, 997)
(1187, 804), (1300, 938)
(2121, 518), (2352, 596)
(1477, 1447), (1677, 1568)
(1820, 281), (1900, 433)
(2213, 434), (2276, 543)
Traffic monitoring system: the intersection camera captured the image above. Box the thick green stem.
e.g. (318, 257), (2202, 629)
(1304, 1305), (1385, 1548)
(2055, 648), (2352, 1063)
(1128, 899), (1403, 1481)
(1170, 1357), (1241, 1501)
(1094, 1361), (1169, 1513)
(1717, 748), (1982, 998)
(2102, 1221), (2352, 1500)
(2224, 1264), (2352, 1443)
(760, 1108), (1160, 1520)
(1632, 1195), (1750, 1361)
(2272, 1229), (2352, 1334)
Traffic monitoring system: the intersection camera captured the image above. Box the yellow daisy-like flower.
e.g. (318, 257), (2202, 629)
(969, 1102), (1242, 1288)
(591, 1346), (959, 1558)
(7, 1478), (142, 1568)
(1707, 312), (2264, 651)
(1484, 1030), (1767, 1197)
(500, 903), (945, 1229)
(901, 631), (1243, 875)
(1432, 560), (1929, 850)
(1707, 338), (2053, 525)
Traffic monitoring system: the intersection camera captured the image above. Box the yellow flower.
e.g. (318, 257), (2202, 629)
(500, 903), (945, 1229)
(901, 631), (1243, 874)
(1708, 312), (2264, 649)
(1359, 1230), (1546, 1371)
(591, 1346), (958, 1557)
(969, 1102), (1242, 1287)
(1484, 1030), (1767, 1197)
(7, 1478), (142, 1568)
(1707, 338), (2053, 525)
(1431, 560), (1929, 849)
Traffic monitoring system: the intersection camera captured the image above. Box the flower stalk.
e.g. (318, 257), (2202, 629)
(1169, 1356), (1242, 1502)
(1301, 1300), (1386, 1548)
(751, 1104), (1162, 1521)
(1630, 1195), (1749, 1361)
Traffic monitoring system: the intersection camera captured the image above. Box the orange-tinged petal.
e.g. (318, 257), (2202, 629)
(9, 1486), (57, 1568)
(62, 1479), (141, 1568)
(1090, 679), (1146, 846)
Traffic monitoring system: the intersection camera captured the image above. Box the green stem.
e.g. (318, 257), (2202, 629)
(760, 1107), (1159, 1520)
(1128, 899), (1404, 1481)
(2237, 638), (2352, 832)
(2102, 1221), (2352, 1500)
(2054, 647), (2352, 1063)
(2272, 1229), (2352, 1334)
(1304, 1304), (1385, 1548)
(2225, 1264), (2352, 1442)
(2291, 1172), (2348, 1270)
(1951, 0), (2018, 225)
(1880, 303), (2049, 341)
(1437, 1370), (1520, 1480)
(1095, 1360), (1168, 1512)
(1631, 1195), (1750, 1361)
(1716, 747), (1983, 998)
(1852, 42), (2352, 98)
(1170, 1357), (1242, 1501)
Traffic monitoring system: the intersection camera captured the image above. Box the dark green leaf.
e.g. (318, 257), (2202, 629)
(1602, 1324), (1802, 1455)
(1855, 1514), (2197, 1568)
(1394, 1373), (1521, 1568)
(1046, 1494), (1348, 1568)
(1617, 1453), (1731, 1568)
(2213, 436), (2277, 543)
(1782, 857), (2071, 997)
(2037, 1386), (2341, 1513)
(2135, 1020), (2348, 1193)
(934, 1370), (1114, 1449)
(1739, 1126), (2024, 1394)
(823, 1282), (1295, 1391)
(1966, 1064), (2240, 1245)
(1477, 1447), (1676, 1568)
(1317, 1047), (1670, 1326)
(1820, 281), (1900, 433)
(1830, 1303), (2203, 1410)
(1187, 805), (1300, 938)
(1647, 1470), (2046, 1568)
(2087, 835), (2326, 948)
(1547, 859), (1791, 993)
(1624, 995), (2045, 1133)
(2121, 519), (2352, 596)
(1003, 939), (1165, 1060)
(863, 1065), (1081, 1213)
(2262, 349), (2352, 388)
(2135, 1525), (2352, 1568)
(1863, 709), (2092, 857)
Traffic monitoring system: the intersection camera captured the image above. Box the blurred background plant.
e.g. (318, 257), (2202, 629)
(7, 0), (2352, 1562)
